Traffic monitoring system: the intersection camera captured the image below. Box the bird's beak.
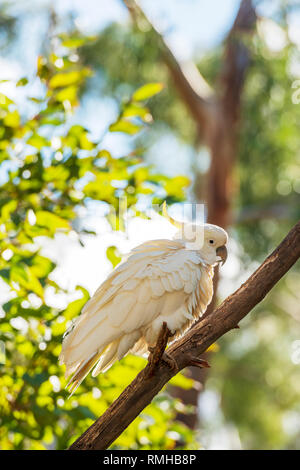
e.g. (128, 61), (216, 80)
(216, 245), (228, 266)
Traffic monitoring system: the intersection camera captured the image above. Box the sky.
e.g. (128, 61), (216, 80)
(3, 0), (242, 74)
(55, 0), (242, 59)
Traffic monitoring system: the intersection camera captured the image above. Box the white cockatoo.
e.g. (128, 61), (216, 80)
(59, 205), (228, 393)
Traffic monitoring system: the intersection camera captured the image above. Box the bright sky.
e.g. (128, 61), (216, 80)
(54, 0), (242, 59)
(4, 0), (242, 74)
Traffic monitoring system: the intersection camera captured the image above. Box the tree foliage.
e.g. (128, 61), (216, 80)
(0, 33), (194, 450)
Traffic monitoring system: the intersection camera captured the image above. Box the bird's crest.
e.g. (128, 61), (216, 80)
(162, 201), (183, 230)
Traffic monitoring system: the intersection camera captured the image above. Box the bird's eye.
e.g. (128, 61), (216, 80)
(209, 239), (214, 244)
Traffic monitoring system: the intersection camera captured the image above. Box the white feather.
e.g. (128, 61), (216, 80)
(60, 225), (228, 391)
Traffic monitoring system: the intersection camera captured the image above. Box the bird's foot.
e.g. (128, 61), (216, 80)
(161, 351), (179, 372)
(147, 322), (174, 376)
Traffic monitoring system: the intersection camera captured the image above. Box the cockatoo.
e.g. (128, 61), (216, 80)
(59, 206), (228, 393)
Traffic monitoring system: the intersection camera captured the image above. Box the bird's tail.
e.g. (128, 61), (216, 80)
(64, 333), (143, 394)
(66, 350), (102, 395)
(65, 340), (121, 395)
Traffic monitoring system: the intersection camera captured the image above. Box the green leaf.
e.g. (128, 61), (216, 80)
(109, 119), (142, 135)
(49, 69), (91, 89)
(123, 103), (151, 122)
(10, 264), (44, 298)
(132, 83), (164, 101)
(1, 200), (18, 221)
(61, 37), (87, 48)
(49, 71), (81, 88)
(63, 286), (90, 320)
(106, 246), (122, 268)
(43, 166), (70, 183)
(79, 132), (94, 150)
(55, 86), (77, 104)
(30, 255), (55, 278)
(3, 110), (20, 128)
(27, 134), (49, 150)
(16, 77), (29, 87)
(59, 34), (97, 49)
(10, 264), (29, 285)
(0, 93), (14, 108)
(169, 373), (194, 390)
(35, 211), (70, 234)
(164, 175), (190, 198)
(84, 174), (115, 200)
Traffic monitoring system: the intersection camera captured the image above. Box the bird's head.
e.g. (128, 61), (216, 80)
(163, 203), (228, 266)
(197, 224), (228, 266)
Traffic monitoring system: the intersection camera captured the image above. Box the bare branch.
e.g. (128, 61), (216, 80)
(69, 220), (300, 450)
(122, 0), (214, 132)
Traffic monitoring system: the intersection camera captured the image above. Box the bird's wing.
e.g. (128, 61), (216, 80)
(59, 239), (212, 392)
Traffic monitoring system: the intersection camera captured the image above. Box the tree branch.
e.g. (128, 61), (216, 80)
(219, 0), (257, 124)
(69, 219), (300, 450)
(122, 0), (215, 133)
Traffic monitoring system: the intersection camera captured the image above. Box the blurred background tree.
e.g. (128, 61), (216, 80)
(1, 0), (300, 450)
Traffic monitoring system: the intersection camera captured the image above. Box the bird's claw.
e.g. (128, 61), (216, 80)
(161, 351), (179, 372)
(147, 322), (177, 376)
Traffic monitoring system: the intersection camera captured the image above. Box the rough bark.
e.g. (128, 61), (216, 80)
(69, 220), (300, 450)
